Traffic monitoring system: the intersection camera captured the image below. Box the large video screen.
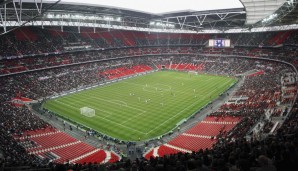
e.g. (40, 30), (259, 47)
(208, 39), (230, 47)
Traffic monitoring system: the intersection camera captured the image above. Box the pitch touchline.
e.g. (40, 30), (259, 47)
(54, 99), (147, 134)
(146, 79), (234, 134)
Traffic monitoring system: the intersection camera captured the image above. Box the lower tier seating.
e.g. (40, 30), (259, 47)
(39, 142), (95, 163)
(76, 150), (106, 164)
(157, 145), (183, 157)
(168, 135), (216, 152)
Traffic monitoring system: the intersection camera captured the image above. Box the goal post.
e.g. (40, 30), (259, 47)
(188, 71), (198, 75)
(80, 107), (95, 117)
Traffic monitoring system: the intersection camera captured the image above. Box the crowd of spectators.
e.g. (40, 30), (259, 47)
(0, 27), (297, 60)
(0, 57), (156, 100)
(0, 103), (49, 166)
(1, 45), (297, 76)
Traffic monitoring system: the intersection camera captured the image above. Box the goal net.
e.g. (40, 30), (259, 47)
(188, 71), (198, 75)
(80, 107), (95, 117)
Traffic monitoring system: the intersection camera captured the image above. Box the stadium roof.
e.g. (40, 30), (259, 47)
(242, 0), (287, 25)
(48, 0), (244, 14)
(0, 0), (297, 34)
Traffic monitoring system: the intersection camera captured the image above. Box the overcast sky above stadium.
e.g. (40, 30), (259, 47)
(55, 0), (244, 14)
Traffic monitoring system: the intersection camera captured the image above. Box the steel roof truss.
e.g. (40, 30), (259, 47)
(176, 16), (186, 29)
(195, 15), (207, 26)
(34, 0), (42, 14)
(13, 0), (21, 23)
(0, 3), (7, 33)
(0, 8), (6, 32)
(216, 13), (229, 20)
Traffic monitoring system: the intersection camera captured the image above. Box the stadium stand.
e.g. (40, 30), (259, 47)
(0, 27), (298, 59)
(0, 25), (297, 171)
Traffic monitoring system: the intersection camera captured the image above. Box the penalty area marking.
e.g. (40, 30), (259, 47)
(55, 99), (113, 116)
(80, 96), (148, 125)
(88, 97), (147, 125)
(53, 99), (147, 135)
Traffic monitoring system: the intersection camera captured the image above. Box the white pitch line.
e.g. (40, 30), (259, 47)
(54, 99), (79, 111)
(120, 111), (146, 124)
(123, 81), (187, 94)
(153, 83), (172, 89)
(89, 97), (145, 112)
(109, 100), (127, 106)
(142, 87), (159, 93)
(122, 81), (172, 91)
(146, 79), (234, 134)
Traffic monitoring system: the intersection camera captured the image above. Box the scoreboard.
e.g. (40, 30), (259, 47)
(208, 39), (230, 47)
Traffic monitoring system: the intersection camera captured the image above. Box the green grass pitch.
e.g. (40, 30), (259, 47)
(43, 71), (237, 141)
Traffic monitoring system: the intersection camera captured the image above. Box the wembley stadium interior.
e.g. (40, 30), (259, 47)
(0, 0), (298, 170)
